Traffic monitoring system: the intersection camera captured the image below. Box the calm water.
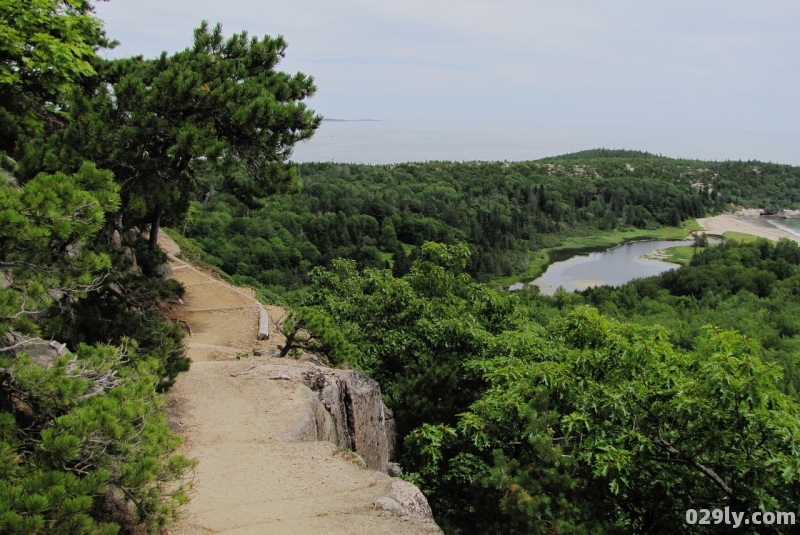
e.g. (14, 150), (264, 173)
(510, 240), (695, 295)
(766, 218), (800, 237)
(291, 121), (800, 166)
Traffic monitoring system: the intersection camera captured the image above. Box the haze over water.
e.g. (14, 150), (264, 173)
(291, 121), (800, 166)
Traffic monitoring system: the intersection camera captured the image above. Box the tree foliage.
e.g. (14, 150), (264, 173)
(0, 0), (109, 154)
(300, 245), (800, 534)
(580, 238), (800, 394)
(275, 306), (358, 365)
(24, 21), (321, 248)
(455, 308), (800, 533)
(0, 163), (119, 337)
(0, 8), (325, 528)
(178, 153), (799, 297)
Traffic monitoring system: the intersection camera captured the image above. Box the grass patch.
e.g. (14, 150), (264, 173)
(377, 250), (394, 264)
(681, 218), (704, 232)
(659, 245), (698, 265)
(491, 226), (691, 288)
(723, 231), (761, 243)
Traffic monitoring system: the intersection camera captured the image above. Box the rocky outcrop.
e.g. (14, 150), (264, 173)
(157, 230), (182, 258)
(4, 335), (68, 367)
(374, 479), (435, 519)
(734, 208), (800, 219)
(154, 262), (174, 279)
(282, 386), (338, 444)
(244, 359), (442, 530)
(166, 255), (442, 533)
(385, 406), (396, 460)
(279, 364), (394, 473)
(245, 360), (397, 473)
(773, 209), (800, 219)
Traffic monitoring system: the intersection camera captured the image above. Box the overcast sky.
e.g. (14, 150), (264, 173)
(94, 1), (799, 134)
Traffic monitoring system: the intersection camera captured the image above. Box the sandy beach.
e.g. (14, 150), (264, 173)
(697, 213), (800, 243)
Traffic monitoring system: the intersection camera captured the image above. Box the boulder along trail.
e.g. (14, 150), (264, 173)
(158, 234), (441, 535)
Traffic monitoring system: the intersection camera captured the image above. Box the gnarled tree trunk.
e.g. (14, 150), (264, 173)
(149, 206), (162, 250)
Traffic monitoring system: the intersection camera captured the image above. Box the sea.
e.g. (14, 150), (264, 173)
(766, 218), (800, 237)
(291, 121), (800, 166)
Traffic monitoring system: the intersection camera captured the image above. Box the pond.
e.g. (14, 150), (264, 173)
(509, 239), (698, 295)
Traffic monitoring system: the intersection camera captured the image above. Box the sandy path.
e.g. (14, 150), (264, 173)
(697, 214), (800, 243)
(161, 256), (439, 534)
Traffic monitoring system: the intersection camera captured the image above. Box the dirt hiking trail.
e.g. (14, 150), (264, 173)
(159, 238), (440, 535)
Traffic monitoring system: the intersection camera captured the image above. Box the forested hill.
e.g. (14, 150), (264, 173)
(184, 151), (800, 296)
(542, 149), (800, 209)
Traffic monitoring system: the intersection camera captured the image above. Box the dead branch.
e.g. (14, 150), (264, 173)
(230, 364), (258, 377)
(656, 438), (733, 497)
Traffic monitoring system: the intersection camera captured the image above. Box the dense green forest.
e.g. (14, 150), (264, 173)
(179, 158), (800, 533)
(181, 156), (800, 297)
(296, 241), (800, 534)
(4, 1), (800, 534)
(182, 155), (800, 533)
(577, 239), (800, 392)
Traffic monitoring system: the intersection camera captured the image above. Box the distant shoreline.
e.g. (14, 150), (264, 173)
(292, 123), (800, 165)
(697, 212), (800, 243)
(321, 118), (382, 122)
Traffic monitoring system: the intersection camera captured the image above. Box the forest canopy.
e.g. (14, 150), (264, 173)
(180, 155), (800, 298)
(174, 152), (800, 533)
(295, 241), (800, 534)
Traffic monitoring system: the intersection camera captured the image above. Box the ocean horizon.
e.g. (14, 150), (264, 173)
(291, 121), (800, 166)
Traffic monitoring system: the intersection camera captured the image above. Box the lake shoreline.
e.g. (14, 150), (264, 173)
(498, 208), (800, 293)
(509, 238), (695, 294)
(492, 227), (692, 289)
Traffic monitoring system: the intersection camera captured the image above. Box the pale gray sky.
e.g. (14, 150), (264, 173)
(94, 1), (799, 133)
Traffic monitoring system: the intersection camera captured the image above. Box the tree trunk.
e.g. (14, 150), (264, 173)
(278, 329), (296, 358)
(149, 206), (162, 250)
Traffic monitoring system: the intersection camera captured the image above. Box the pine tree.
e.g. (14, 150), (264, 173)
(379, 218), (400, 249)
(0, 165), (193, 533)
(275, 307), (359, 366)
(0, 163), (120, 338)
(27, 21), (321, 248)
(391, 243), (412, 278)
